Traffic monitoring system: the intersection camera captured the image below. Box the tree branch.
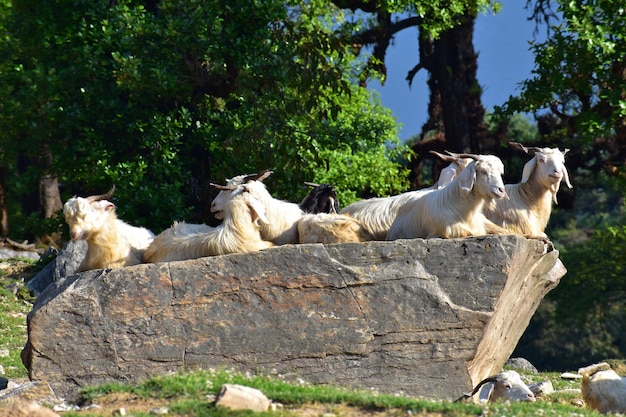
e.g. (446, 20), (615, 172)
(351, 16), (423, 46)
(406, 62), (425, 88)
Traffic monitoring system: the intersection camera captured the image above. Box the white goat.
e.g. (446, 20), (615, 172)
(63, 186), (155, 272)
(144, 185), (273, 263)
(210, 170), (304, 245)
(457, 370), (536, 403)
(339, 152), (472, 240)
(579, 362), (626, 414)
(297, 213), (373, 244)
(386, 154), (510, 240)
(484, 142), (572, 238)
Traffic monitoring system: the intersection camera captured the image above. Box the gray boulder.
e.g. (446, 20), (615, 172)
(22, 235), (566, 403)
(27, 241), (86, 296)
(506, 357), (539, 374)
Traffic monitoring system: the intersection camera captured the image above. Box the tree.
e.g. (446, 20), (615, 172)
(501, 0), (626, 369)
(499, 0), (626, 174)
(0, 0), (414, 238)
(0, 0), (12, 236)
(329, 1), (498, 188)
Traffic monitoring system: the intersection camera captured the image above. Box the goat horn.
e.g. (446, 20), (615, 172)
(509, 142), (543, 155)
(430, 150), (461, 162)
(243, 169), (274, 183)
(508, 142), (529, 153)
(446, 151), (480, 160)
(86, 185), (116, 203)
(525, 147), (543, 155)
(454, 376), (499, 402)
(255, 169), (273, 182)
(304, 181), (320, 187)
(210, 183), (238, 191)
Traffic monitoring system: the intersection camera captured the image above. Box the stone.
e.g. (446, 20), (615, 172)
(0, 401), (60, 417)
(27, 241), (86, 296)
(214, 384), (271, 412)
(22, 235), (566, 403)
(0, 249), (40, 262)
(0, 380), (59, 407)
(506, 357), (539, 374)
(529, 380), (554, 396)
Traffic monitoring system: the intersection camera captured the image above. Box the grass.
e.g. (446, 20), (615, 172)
(0, 257), (38, 379)
(56, 367), (604, 417)
(0, 256), (617, 416)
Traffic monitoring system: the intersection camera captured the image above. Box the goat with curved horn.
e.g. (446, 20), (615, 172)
(63, 185), (154, 272)
(456, 370), (536, 403)
(484, 142), (572, 237)
(86, 185), (116, 203)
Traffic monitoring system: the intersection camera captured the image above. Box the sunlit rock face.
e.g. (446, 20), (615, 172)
(22, 235), (565, 403)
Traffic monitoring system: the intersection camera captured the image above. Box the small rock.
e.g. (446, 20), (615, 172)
(52, 403), (80, 412)
(561, 372), (583, 379)
(270, 402), (283, 411)
(0, 380), (60, 408)
(0, 248), (40, 261)
(505, 357), (538, 374)
(528, 380), (554, 396)
(0, 349), (9, 357)
(150, 406), (169, 415)
(112, 407), (127, 416)
(215, 384), (271, 412)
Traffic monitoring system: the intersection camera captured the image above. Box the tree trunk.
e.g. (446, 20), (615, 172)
(409, 14), (492, 188)
(0, 168), (9, 237)
(39, 144), (63, 219)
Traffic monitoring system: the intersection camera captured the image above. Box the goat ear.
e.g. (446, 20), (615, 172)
(551, 164), (573, 204)
(436, 165), (457, 189)
(457, 165), (476, 194)
(562, 165), (573, 189)
(93, 200), (115, 211)
(247, 196), (270, 224)
(521, 157), (537, 183)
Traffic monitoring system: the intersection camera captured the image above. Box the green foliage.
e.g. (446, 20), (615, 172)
(0, 0), (422, 235)
(496, 0), (626, 143)
(515, 223), (626, 371)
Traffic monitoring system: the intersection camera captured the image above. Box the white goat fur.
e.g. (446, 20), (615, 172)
(210, 173), (303, 245)
(63, 197), (154, 272)
(144, 187), (273, 263)
(579, 362), (626, 414)
(474, 371), (536, 403)
(297, 213), (373, 244)
(386, 155), (509, 240)
(484, 146), (572, 238)
(340, 158), (472, 240)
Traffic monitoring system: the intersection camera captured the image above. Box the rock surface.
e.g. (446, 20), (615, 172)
(27, 241), (86, 296)
(22, 235), (566, 402)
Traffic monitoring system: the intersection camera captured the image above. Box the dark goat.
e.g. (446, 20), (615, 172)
(299, 183), (339, 214)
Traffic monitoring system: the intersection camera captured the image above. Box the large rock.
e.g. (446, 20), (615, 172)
(22, 235), (565, 402)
